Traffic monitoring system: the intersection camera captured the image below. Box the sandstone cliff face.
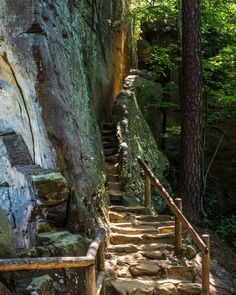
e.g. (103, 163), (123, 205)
(0, 0), (131, 247)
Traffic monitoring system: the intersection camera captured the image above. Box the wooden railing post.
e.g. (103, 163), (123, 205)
(175, 198), (183, 254)
(202, 235), (210, 295)
(144, 160), (151, 208)
(98, 240), (105, 295)
(86, 263), (96, 295)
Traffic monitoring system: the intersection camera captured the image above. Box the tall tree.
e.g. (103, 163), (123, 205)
(180, 0), (203, 223)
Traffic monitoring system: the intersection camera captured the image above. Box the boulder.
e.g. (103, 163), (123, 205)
(113, 74), (170, 211)
(0, 207), (16, 258)
(26, 275), (54, 295)
(111, 279), (154, 295)
(129, 261), (160, 277)
(177, 283), (201, 295)
(0, 282), (12, 295)
(31, 172), (70, 206)
(157, 283), (178, 295)
(37, 230), (90, 256)
(184, 245), (197, 260)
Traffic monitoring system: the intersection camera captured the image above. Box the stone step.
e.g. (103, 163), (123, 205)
(108, 190), (123, 202)
(104, 147), (118, 156)
(107, 174), (119, 182)
(106, 261), (195, 282)
(102, 123), (116, 130)
(106, 164), (119, 174)
(103, 141), (117, 148)
(136, 214), (174, 223)
(106, 250), (167, 262)
(107, 243), (174, 255)
(110, 232), (174, 245)
(109, 206), (152, 215)
(109, 211), (173, 223)
(110, 226), (159, 235)
(102, 135), (117, 142)
(128, 261), (195, 280)
(105, 154), (119, 164)
(110, 225), (174, 235)
(108, 279), (201, 295)
(102, 129), (116, 136)
(111, 220), (174, 229)
(107, 182), (122, 191)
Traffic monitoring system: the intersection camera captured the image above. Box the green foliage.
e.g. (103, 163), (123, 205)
(129, 0), (236, 249)
(130, 0), (178, 24)
(201, 214), (236, 249)
(217, 215), (236, 248)
(130, 0), (179, 38)
(201, 0), (236, 134)
(203, 45), (236, 104)
(202, 0), (236, 57)
(161, 126), (181, 139)
(149, 44), (180, 78)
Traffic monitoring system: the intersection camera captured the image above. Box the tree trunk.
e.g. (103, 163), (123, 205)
(180, 0), (202, 223)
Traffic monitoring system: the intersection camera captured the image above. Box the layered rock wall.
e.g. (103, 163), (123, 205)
(0, 0), (131, 246)
(113, 72), (170, 211)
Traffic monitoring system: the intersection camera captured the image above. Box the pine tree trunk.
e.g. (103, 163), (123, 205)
(180, 0), (202, 223)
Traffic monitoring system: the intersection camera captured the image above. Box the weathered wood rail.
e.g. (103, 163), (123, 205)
(138, 157), (210, 295)
(0, 227), (106, 295)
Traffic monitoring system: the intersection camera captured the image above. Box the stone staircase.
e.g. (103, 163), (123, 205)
(101, 123), (202, 295)
(102, 122), (123, 204)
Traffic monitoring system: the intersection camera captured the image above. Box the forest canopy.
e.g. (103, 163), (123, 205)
(130, 0), (236, 247)
(130, 0), (236, 104)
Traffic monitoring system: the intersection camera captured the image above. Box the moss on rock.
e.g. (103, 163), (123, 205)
(113, 74), (171, 211)
(0, 208), (16, 259)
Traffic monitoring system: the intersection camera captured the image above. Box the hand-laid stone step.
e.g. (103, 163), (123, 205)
(102, 129), (116, 135)
(109, 278), (201, 295)
(110, 232), (174, 245)
(109, 211), (126, 222)
(110, 278), (155, 295)
(129, 261), (195, 281)
(177, 283), (201, 294)
(106, 164), (119, 174)
(102, 123), (116, 130)
(107, 243), (174, 255)
(107, 182), (122, 191)
(102, 135), (117, 142)
(111, 220), (174, 229)
(107, 174), (119, 182)
(106, 252), (167, 268)
(104, 147), (118, 156)
(141, 250), (167, 260)
(136, 214), (174, 222)
(110, 225), (172, 235)
(109, 191), (123, 201)
(105, 154), (119, 163)
(109, 206), (152, 215)
(103, 141), (117, 148)
(109, 211), (173, 223)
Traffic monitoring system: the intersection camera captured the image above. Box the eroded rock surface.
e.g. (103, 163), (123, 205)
(113, 73), (170, 210)
(106, 205), (202, 295)
(0, 0), (132, 244)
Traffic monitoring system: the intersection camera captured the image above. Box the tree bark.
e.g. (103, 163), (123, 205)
(180, 0), (202, 223)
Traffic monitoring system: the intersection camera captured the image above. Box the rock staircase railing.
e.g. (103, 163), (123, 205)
(0, 228), (106, 295)
(138, 157), (210, 295)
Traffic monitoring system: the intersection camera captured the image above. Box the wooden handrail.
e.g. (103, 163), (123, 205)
(138, 157), (208, 253)
(0, 228), (106, 295)
(0, 256), (94, 272)
(138, 157), (210, 295)
(86, 228), (106, 259)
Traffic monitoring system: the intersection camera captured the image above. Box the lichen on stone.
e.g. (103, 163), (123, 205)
(113, 73), (171, 211)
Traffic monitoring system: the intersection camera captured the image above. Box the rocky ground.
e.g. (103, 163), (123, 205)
(102, 122), (235, 295)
